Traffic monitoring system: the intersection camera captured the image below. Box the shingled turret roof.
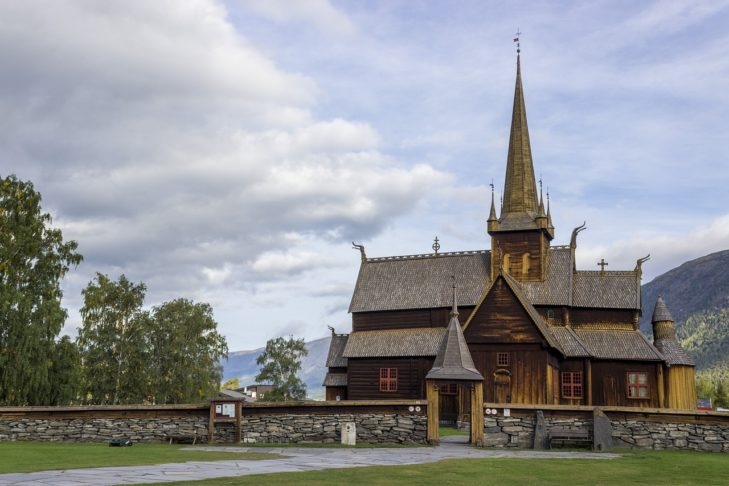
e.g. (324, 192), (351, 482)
(651, 296), (694, 366)
(426, 285), (483, 381)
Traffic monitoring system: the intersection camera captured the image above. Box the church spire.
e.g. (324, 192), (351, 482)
(488, 181), (497, 223)
(502, 52), (539, 217)
(488, 44), (554, 282)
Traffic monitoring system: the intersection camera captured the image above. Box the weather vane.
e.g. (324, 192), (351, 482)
(514, 29), (522, 53)
(432, 236), (440, 255)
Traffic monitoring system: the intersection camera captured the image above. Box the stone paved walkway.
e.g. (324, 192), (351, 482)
(0, 443), (619, 485)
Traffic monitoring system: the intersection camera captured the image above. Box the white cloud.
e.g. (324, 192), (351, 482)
(238, 0), (355, 36)
(4, 1), (729, 350)
(252, 250), (330, 276)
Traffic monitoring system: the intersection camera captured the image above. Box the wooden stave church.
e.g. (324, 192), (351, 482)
(323, 52), (696, 414)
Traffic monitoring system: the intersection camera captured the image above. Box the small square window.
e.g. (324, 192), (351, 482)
(440, 383), (457, 395)
(561, 371), (583, 399)
(497, 353), (509, 367)
(379, 368), (397, 392)
(626, 371), (649, 399)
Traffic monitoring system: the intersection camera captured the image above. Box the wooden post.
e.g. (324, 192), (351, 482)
(236, 401), (242, 443)
(657, 364), (666, 408)
(208, 402), (215, 444)
(586, 360), (593, 406)
(426, 379), (439, 445)
(470, 382), (484, 447)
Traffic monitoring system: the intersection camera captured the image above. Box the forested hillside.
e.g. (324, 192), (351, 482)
(641, 249), (729, 335)
(640, 249), (729, 405)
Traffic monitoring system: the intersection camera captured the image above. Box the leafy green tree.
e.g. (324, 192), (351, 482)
(221, 377), (240, 390)
(48, 336), (82, 405)
(255, 336), (308, 401)
(148, 299), (227, 404)
(77, 273), (149, 404)
(0, 175), (82, 405)
(714, 380), (728, 409)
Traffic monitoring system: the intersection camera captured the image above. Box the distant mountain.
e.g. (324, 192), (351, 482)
(222, 336), (331, 400)
(640, 249), (729, 370)
(641, 250), (729, 334)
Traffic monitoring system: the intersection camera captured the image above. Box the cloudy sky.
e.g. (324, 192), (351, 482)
(2, 1), (728, 351)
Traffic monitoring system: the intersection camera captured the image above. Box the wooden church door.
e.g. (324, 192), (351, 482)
(494, 370), (511, 403)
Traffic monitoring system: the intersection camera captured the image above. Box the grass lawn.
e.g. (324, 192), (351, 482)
(0, 442), (279, 474)
(439, 425), (468, 437)
(146, 450), (729, 486)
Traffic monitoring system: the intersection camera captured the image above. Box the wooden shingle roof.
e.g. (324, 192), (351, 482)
(342, 328), (445, 358)
(426, 307), (483, 382)
(572, 329), (664, 361)
(550, 326), (592, 358)
(325, 334), (349, 368)
(572, 271), (641, 309)
(348, 251), (490, 313)
(652, 339), (694, 366)
(322, 372), (348, 387)
(522, 247), (573, 305)
(349, 247), (641, 313)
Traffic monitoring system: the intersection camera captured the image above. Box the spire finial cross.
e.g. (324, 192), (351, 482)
(514, 29), (522, 53)
(597, 258), (608, 271)
(432, 236), (440, 255)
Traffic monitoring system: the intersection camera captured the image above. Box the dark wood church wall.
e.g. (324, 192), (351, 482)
(469, 343), (548, 404)
(570, 308), (636, 327)
(352, 307), (474, 332)
(590, 361), (659, 408)
(490, 231), (548, 282)
(464, 279), (543, 344)
(347, 358), (433, 400)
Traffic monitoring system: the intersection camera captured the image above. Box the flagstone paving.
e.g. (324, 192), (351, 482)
(0, 442), (619, 485)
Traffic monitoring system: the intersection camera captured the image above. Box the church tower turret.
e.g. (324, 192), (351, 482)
(488, 51), (554, 282)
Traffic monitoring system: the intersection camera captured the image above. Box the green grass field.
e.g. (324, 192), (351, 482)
(0, 442), (278, 474)
(1, 442), (728, 485)
(151, 451), (729, 486)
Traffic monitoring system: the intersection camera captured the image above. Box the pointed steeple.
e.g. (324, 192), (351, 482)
(489, 52), (553, 239)
(487, 182), (498, 224)
(502, 53), (539, 218)
(426, 280), (483, 382)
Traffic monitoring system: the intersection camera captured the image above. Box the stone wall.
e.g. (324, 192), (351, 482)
(480, 405), (729, 452)
(241, 413), (427, 444)
(484, 414), (593, 448)
(0, 401), (428, 445)
(0, 404), (210, 443)
(3, 403), (726, 450)
(611, 419), (729, 452)
(0, 417), (208, 443)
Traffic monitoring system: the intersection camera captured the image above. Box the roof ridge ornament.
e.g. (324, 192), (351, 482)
(451, 275), (458, 317)
(635, 254), (650, 278)
(570, 222), (587, 249)
(352, 242), (366, 263)
(432, 236), (440, 255)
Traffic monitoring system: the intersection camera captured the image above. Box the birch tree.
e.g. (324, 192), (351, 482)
(0, 175), (82, 405)
(77, 273), (148, 404)
(255, 336), (308, 401)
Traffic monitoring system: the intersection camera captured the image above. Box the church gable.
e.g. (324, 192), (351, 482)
(464, 274), (552, 346)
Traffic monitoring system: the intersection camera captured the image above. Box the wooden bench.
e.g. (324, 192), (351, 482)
(166, 431), (198, 445)
(548, 428), (592, 449)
